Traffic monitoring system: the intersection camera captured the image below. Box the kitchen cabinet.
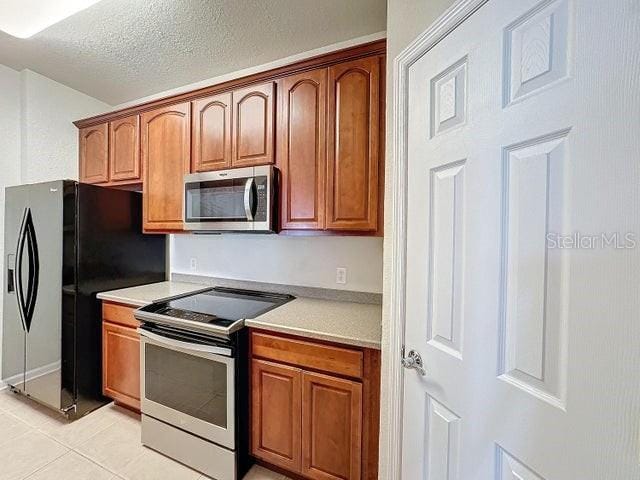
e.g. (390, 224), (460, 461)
(302, 371), (362, 480)
(102, 302), (141, 412)
(250, 330), (380, 480)
(277, 70), (327, 230)
(75, 41), (386, 235)
(251, 359), (302, 472)
(232, 82), (275, 168)
(141, 102), (191, 232)
(79, 123), (109, 184)
(109, 115), (141, 183)
(192, 92), (233, 172)
(326, 56), (381, 232)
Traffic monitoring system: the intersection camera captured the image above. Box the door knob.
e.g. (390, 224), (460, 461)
(401, 348), (426, 376)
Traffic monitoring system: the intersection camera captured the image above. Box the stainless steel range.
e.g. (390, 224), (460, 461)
(134, 287), (293, 480)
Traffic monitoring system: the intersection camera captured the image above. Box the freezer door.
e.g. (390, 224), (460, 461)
(2, 185), (29, 391)
(3, 181), (65, 410)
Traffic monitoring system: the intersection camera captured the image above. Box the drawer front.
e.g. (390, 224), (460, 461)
(251, 331), (363, 379)
(102, 301), (140, 329)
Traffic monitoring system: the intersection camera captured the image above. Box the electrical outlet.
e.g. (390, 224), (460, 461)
(189, 258), (197, 271)
(336, 267), (347, 284)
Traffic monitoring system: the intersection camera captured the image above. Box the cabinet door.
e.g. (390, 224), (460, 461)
(302, 371), (362, 480)
(102, 321), (140, 411)
(141, 103), (191, 232)
(232, 82), (275, 167)
(327, 56), (380, 231)
(251, 359), (302, 472)
(109, 115), (141, 183)
(278, 70), (327, 230)
(192, 92), (232, 172)
(79, 123), (109, 184)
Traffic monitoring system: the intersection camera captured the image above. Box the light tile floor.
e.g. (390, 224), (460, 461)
(0, 389), (289, 480)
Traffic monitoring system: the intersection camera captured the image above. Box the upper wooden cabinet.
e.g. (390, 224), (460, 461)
(277, 70), (327, 230)
(109, 115), (141, 183)
(232, 82), (275, 168)
(326, 56), (381, 232)
(79, 123), (109, 184)
(192, 93), (232, 172)
(141, 103), (191, 232)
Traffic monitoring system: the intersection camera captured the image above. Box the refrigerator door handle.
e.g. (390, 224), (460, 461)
(15, 208), (39, 333)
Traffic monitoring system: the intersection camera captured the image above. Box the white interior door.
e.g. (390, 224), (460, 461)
(400, 0), (640, 478)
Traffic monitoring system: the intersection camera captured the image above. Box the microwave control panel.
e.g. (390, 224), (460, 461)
(255, 176), (268, 222)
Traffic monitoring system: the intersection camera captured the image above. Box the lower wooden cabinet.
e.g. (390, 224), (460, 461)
(250, 330), (379, 480)
(251, 360), (302, 472)
(302, 371), (362, 480)
(102, 302), (141, 411)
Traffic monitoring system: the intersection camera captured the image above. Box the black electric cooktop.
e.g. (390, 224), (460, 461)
(135, 287), (294, 334)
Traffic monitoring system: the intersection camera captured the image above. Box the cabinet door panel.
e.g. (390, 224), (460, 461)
(232, 82), (275, 167)
(79, 123), (109, 184)
(102, 321), (140, 411)
(109, 115), (141, 183)
(278, 70), (326, 230)
(251, 359), (302, 472)
(327, 57), (380, 231)
(141, 103), (190, 231)
(302, 371), (362, 480)
(192, 93), (232, 172)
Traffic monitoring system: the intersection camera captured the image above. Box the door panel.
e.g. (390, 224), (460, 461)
(401, 0), (640, 479)
(278, 70), (327, 230)
(109, 115), (141, 183)
(2, 186), (29, 390)
(192, 93), (233, 172)
(232, 82), (275, 167)
(79, 124), (109, 184)
(301, 371), (362, 480)
(20, 181), (64, 410)
(102, 321), (140, 410)
(327, 57), (380, 231)
(251, 359), (302, 472)
(141, 103), (191, 232)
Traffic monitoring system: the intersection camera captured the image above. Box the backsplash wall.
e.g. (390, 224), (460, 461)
(171, 234), (384, 293)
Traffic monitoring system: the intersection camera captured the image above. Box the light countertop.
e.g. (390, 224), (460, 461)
(97, 280), (382, 349)
(96, 281), (210, 307)
(245, 297), (382, 350)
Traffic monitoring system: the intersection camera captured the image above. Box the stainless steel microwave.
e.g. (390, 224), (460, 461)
(183, 165), (274, 232)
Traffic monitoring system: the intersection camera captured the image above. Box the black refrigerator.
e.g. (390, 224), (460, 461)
(2, 180), (166, 417)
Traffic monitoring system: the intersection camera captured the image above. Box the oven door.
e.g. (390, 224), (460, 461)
(139, 326), (235, 449)
(184, 165), (272, 232)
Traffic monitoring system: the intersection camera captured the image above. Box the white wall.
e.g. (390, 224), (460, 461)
(172, 235), (383, 293)
(20, 70), (110, 183)
(379, 0), (456, 475)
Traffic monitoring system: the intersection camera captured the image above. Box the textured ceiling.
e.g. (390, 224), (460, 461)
(0, 0), (386, 105)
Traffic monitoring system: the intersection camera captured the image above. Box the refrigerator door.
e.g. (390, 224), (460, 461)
(2, 185), (29, 392)
(3, 181), (65, 410)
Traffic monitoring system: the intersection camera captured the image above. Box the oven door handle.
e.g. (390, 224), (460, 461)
(244, 177), (255, 221)
(138, 329), (233, 357)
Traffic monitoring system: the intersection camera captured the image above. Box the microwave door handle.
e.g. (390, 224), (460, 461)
(138, 328), (233, 357)
(244, 177), (255, 221)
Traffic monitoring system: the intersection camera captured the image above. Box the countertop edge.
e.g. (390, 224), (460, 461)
(244, 319), (381, 350)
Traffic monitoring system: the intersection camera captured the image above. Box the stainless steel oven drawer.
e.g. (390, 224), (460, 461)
(142, 414), (237, 480)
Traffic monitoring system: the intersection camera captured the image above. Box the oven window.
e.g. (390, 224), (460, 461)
(186, 179), (248, 221)
(145, 344), (228, 428)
